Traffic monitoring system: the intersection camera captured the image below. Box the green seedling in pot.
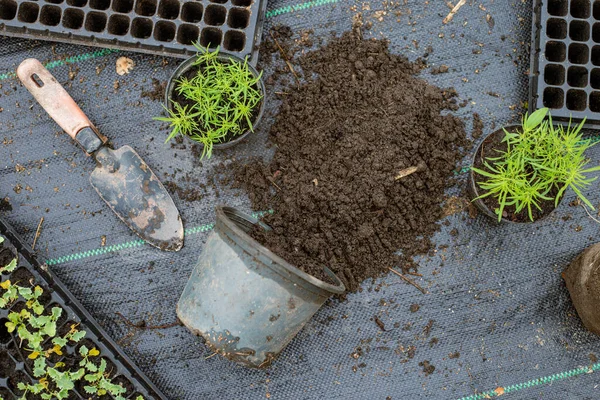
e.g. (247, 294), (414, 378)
(156, 44), (264, 159)
(472, 108), (600, 221)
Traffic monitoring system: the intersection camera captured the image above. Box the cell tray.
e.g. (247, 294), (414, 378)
(0, 216), (166, 399)
(529, 0), (600, 128)
(0, 0), (266, 64)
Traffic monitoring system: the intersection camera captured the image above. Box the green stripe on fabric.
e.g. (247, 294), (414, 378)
(0, 48), (119, 82)
(45, 211), (270, 266)
(265, 0), (340, 18)
(457, 363), (600, 400)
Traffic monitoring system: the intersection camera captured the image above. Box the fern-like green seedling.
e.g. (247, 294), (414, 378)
(155, 45), (263, 159)
(472, 108), (600, 221)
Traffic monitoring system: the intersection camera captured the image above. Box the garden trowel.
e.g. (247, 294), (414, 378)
(17, 59), (184, 252)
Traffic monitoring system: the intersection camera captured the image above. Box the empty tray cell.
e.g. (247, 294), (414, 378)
(154, 20), (175, 41)
(18, 2), (39, 23)
(590, 91), (600, 111)
(67, 0), (87, 6)
(566, 89), (587, 110)
(40, 5), (61, 26)
(591, 68), (600, 88)
(543, 87), (565, 108)
(548, 0), (568, 16)
(571, 0), (591, 18)
(113, 0), (134, 13)
(593, 45), (600, 65)
(135, 0), (156, 15)
(0, 0), (18, 20)
(544, 64), (565, 85)
(0, 319), (10, 343)
(177, 23), (199, 45)
(200, 26), (222, 47)
(547, 18), (567, 39)
(63, 7), (84, 29)
(0, 351), (15, 378)
(570, 20), (590, 41)
(568, 43), (589, 64)
(224, 29), (245, 51)
(228, 7), (249, 29)
(205, 4), (225, 25)
(108, 14), (130, 35)
(181, 1), (202, 23)
(567, 66), (588, 87)
(85, 11), (107, 32)
(545, 41), (566, 62)
(131, 17), (152, 38)
(89, 0), (110, 10)
(231, 0), (252, 6)
(158, 0), (179, 19)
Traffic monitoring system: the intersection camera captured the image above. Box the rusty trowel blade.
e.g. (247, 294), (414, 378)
(90, 146), (184, 252)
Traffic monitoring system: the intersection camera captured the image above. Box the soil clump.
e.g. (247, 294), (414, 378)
(233, 31), (469, 291)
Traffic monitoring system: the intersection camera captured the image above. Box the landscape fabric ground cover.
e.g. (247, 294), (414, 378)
(3, 0), (600, 398)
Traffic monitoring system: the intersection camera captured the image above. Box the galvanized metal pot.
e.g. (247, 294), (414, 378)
(177, 206), (345, 368)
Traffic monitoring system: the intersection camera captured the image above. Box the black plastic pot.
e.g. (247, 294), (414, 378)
(165, 53), (266, 151)
(177, 206), (345, 368)
(469, 125), (560, 223)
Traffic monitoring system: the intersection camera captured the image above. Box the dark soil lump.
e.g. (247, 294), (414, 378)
(233, 32), (469, 291)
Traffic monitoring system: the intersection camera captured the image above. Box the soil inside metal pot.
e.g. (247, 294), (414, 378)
(231, 31), (470, 291)
(171, 63), (262, 145)
(472, 127), (558, 222)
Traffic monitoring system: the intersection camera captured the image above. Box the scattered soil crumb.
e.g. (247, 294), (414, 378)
(142, 78), (167, 101)
(430, 65), (449, 74)
(590, 353), (598, 363)
(419, 360), (435, 376)
(449, 351), (460, 359)
(409, 304), (420, 313)
(0, 198), (12, 212)
(231, 31), (469, 290)
(472, 112), (484, 139)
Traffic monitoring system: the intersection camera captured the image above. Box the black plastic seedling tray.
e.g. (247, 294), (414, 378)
(0, 216), (166, 399)
(529, 0), (600, 128)
(0, 0), (266, 64)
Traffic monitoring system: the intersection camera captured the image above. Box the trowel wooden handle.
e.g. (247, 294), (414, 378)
(16, 59), (106, 143)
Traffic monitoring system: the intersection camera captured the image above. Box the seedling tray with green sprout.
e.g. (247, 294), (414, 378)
(0, 216), (165, 399)
(159, 45), (265, 159)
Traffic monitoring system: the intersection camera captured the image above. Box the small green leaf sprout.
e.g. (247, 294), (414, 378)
(0, 252), (143, 400)
(472, 108), (600, 221)
(155, 45), (263, 159)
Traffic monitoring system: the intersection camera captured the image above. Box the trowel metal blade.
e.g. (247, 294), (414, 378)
(90, 146), (184, 252)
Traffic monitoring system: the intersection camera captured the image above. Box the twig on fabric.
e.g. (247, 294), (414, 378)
(443, 0), (467, 24)
(273, 37), (300, 88)
(32, 217), (44, 251)
(115, 312), (181, 330)
(582, 204), (600, 224)
(388, 267), (428, 294)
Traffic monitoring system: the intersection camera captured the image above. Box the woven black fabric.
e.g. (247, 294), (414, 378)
(1, 0), (600, 399)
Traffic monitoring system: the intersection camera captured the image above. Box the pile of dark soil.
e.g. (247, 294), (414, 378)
(233, 32), (469, 291)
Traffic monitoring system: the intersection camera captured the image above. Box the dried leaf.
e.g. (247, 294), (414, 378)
(116, 57), (135, 76)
